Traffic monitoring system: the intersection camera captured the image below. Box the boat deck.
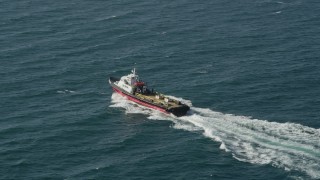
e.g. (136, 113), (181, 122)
(135, 93), (181, 108)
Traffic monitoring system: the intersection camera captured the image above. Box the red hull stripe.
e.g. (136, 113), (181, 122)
(112, 87), (169, 114)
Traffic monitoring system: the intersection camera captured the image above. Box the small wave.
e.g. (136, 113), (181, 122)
(94, 10), (133, 22)
(197, 70), (208, 74)
(157, 31), (167, 35)
(110, 93), (320, 179)
(95, 15), (117, 22)
(57, 89), (76, 94)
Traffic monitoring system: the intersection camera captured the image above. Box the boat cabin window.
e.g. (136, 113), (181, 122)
(124, 80), (129, 85)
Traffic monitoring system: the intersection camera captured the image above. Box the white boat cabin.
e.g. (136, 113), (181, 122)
(115, 68), (149, 94)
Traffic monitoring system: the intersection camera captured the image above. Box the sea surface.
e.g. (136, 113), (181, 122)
(1, 0), (320, 179)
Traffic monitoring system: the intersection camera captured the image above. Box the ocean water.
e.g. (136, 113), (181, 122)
(1, 0), (320, 179)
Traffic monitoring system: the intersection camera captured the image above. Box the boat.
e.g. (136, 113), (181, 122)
(109, 68), (190, 117)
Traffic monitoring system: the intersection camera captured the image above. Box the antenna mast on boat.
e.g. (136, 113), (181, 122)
(132, 63), (136, 75)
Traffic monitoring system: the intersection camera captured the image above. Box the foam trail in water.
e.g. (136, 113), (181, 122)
(110, 93), (320, 179)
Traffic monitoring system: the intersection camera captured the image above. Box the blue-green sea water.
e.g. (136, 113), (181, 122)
(1, 0), (320, 179)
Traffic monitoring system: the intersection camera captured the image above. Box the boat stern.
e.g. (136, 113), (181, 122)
(167, 105), (190, 117)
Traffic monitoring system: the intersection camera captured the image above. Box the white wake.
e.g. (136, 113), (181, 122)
(110, 93), (320, 179)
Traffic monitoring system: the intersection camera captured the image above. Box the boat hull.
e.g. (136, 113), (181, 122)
(109, 77), (189, 117)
